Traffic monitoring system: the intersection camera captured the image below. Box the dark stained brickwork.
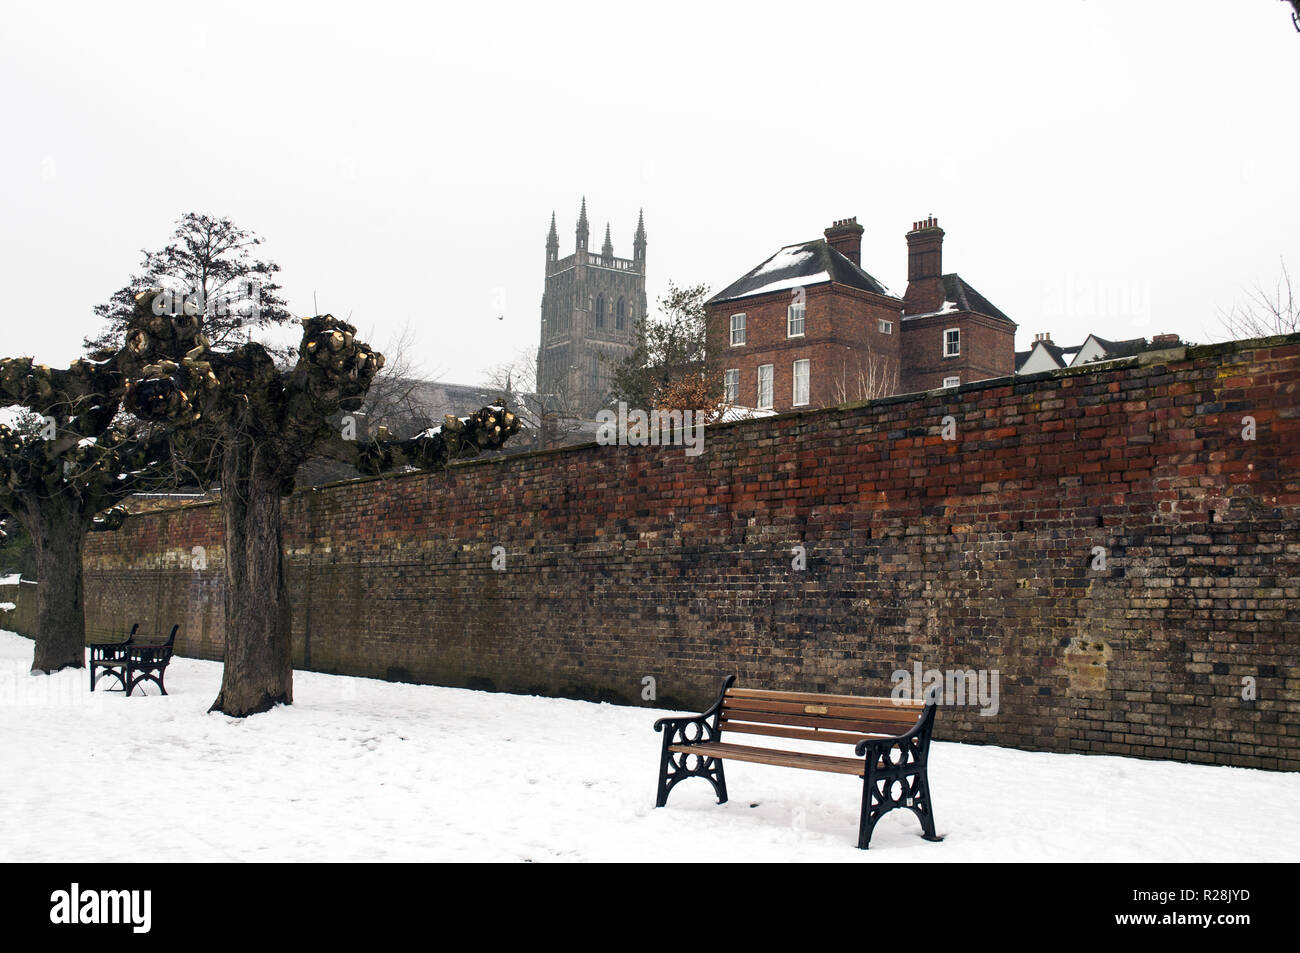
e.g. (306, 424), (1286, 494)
(76, 335), (1300, 769)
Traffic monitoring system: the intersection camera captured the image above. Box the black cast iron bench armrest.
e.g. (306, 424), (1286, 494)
(653, 675), (736, 732)
(854, 705), (933, 757)
(653, 714), (709, 733)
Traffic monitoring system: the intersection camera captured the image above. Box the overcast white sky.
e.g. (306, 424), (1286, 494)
(1, 1), (1296, 384)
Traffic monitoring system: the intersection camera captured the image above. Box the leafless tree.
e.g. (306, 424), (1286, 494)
(828, 344), (901, 405)
(354, 320), (437, 437)
(1219, 259), (1298, 340)
(484, 348), (585, 448)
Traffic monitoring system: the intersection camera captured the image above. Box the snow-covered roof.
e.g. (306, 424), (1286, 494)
(904, 274), (1013, 323)
(710, 239), (892, 304)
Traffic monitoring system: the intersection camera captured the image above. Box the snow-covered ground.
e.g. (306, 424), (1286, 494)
(1, 629), (1296, 862)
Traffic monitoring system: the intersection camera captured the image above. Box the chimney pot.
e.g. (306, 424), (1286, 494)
(824, 216), (865, 267)
(905, 215), (944, 282)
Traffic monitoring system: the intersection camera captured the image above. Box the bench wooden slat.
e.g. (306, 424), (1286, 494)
(669, 741), (866, 776)
(725, 687), (925, 710)
(723, 696), (923, 724)
(722, 708), (918, 736)
(720, 720), (891, 747)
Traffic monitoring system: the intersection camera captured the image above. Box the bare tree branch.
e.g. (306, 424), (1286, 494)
(1219, 258), (1298, 340)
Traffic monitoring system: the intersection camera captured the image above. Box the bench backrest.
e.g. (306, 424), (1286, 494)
(157, 625), (178, 647)
(135, 625), (179, 652)
(719, 687), (926, 746)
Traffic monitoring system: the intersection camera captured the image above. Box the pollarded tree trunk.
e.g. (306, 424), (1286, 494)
(211, 432), (293, 716)
(28, 504), (88, 673)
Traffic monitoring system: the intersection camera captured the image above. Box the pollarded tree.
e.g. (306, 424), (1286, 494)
(87, 213), (294, 359)
(0, 304), (206, 672)
(123, 291), (520, 717)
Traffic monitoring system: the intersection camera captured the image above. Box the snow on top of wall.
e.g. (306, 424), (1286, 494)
(0, 575), (20, 586)
(715, 406), (778, 423)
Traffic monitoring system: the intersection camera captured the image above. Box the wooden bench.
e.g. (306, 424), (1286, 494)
(653, 675), (943, 849)
(89, 624), (179, 697)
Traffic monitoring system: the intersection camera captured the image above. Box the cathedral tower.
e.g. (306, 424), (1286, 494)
(536, 198), (647, 415)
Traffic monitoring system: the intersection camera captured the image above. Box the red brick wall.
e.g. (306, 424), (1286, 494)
(80, 335), (1300, 769)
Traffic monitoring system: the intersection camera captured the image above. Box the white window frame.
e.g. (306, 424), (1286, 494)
(724, 368), (739, 404)
(730, 313), (747, 346)
(787, 302), (805, 337)
(879, 319), (893, 335)
(944, 327), (961, 357)
(792, 359), (810, 406)
(757, 364), (774, 410)
(942, 376), (960, 388)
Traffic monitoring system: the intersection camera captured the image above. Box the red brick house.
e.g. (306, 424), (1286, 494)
(705, 216), (1016, 412)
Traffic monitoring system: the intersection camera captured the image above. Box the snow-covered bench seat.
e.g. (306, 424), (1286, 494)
(89, 624), (179, 696)
(653, 676), (943, 849)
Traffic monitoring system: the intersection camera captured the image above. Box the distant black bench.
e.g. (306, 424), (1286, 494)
(653, 675), (943, 849)
(89, 624), (179, 696)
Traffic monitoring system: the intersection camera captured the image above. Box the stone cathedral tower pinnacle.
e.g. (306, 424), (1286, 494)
(537, 198), (647, 417)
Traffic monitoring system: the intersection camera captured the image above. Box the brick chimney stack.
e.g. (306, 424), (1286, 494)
(824, 217), (865, 267)
(902, 216), (946, 315)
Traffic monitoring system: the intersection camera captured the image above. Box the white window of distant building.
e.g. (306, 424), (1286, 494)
(792, 359), (810, 406)
(724, 368), (739, 403)
(787, 301), (805, 337)
(943, 376), (960, 388)
(944, 328), (960, 357)
(730, 313), (747, 346)
(757, 364), (774, 409)
(879, 319), (893, 335)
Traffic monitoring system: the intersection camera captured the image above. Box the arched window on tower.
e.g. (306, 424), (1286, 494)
(616, 297), (626, 330)
(595, 294), (605, 328)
